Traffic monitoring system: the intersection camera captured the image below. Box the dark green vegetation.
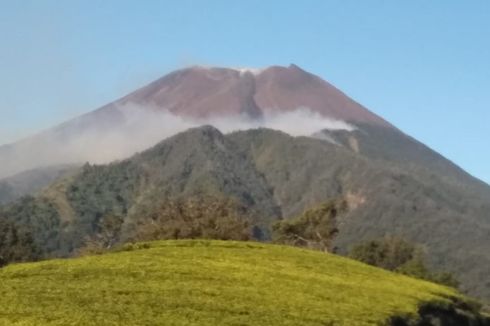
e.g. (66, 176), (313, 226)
(1, 126), (490, 300)
(272, 199), (346, 252)
(0, 218), (39, 267)
(349, 236), (459, 288)
(1, 240), (488, 325)
(80, 196), (252, 255)
(131, 196), (252, 242)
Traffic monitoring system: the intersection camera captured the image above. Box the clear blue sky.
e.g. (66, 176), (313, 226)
(1, 0), (489, 183)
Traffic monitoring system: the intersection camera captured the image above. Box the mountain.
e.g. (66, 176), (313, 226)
(1, 240), (487, 326)
(0, 64), (489, 299)
(0, 64), (391, 179)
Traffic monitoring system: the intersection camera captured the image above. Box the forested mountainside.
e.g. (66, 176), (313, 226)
(1, 126), (489, 299)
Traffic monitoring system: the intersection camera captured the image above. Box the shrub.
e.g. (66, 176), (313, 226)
(130, 196), (253, 242)
(349, 236), (460, 288)
(349, 236), (419, 271)
(272, 198), (347, 252)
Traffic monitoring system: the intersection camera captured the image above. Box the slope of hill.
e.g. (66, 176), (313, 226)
(1, 240), (485, 326)
(0, 165), (77, 205)
(1, 126), (490, 300)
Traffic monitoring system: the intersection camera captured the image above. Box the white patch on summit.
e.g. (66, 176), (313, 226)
(191, 65), (265, 76)
(232, 67), (265, 76)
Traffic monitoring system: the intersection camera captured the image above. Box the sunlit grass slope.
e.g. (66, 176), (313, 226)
(0, 240), (458, 325)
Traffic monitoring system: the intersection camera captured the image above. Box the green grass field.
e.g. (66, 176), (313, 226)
(0, 240), (460, 325)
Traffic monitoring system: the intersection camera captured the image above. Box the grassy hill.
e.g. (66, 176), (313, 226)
(0, 240), (483, 326)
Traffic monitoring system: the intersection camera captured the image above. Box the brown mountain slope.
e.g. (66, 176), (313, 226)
(118, 64), (392, 126)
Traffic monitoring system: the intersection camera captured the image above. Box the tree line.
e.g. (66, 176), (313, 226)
(0, 194), (460, 290)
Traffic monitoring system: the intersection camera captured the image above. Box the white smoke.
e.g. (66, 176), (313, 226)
(0, 104), (355, 179)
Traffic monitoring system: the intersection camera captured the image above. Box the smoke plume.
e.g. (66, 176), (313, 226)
(0, 104), (355, 179)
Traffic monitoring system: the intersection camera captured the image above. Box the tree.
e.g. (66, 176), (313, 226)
(272, 199), (347, 252)
(349, 235), (419, 271)
(0, 218), (40, 267)
(349, 236), (460, 288)
(131, 196), (253, 242)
